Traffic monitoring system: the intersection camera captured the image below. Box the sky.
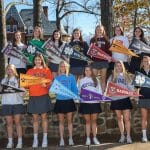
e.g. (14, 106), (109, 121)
(5, 0), (99, 40)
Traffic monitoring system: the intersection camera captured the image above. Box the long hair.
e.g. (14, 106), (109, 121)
(71, 28), (83, 43)
(32, 26), (44, 40)
(140, 55), (150, 69)
(58, 61), (70, 76)
(92, 25), (109, 43)
(51, 30), (63, 47)
(112, 61), (131, 84)
(13, 30), (23, 47)
(113, 25), (124, 36)
(83, 65), (98, 87)
(6, 64), (18, 79)
(33, 53), (47, 68)
(133, 27), (147, 44)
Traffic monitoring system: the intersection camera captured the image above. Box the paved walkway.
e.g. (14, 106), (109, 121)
(1, 142), (150, 150)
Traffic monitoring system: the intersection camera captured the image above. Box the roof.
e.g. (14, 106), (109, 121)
(6, 5), (25, 28)
(20, 9), (67, 35)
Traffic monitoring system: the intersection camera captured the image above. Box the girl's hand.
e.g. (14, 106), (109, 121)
(41, 83), (46, 87)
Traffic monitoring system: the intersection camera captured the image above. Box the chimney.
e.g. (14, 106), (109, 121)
(43, 6), (48, 19)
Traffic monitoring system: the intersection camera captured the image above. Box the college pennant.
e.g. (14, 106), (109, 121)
(87, 44), (115, 62)
(62, 44), (91, 62)
(22, 41), (51, 65)
(132, 72), (150, 88)
(20, 73), (51, 88)
(109, 40), (139, 57)
(2, 42), (28, 62)
(49, 79), (80, 100)
(42, 39), (68, 64)
(81, 88), (112, 102)
(0, 84), (25, 94)
(105, 82), (140, 97)
(129, 38), (150, 54)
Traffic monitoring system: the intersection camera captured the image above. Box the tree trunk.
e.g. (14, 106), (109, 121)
(33, 0), (42, 27)
(0, 0), (7, 79)
(100, 0), (113, 38)
(56, 0), (61, 30)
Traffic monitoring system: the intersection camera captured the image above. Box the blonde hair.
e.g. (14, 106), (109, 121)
(112, 61), (132, 84)
(140, 56), (150, 69)
(33, 26), (44, 40)
(58, 61), (70, 76)
(6, 64), (18, 78)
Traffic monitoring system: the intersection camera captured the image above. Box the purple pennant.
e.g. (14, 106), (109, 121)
(81, 88), (112, 102)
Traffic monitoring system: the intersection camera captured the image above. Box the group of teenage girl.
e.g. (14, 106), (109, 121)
(1, 24), (150, 149)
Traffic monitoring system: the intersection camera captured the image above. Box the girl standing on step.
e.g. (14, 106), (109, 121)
(78, 65), (102, 145)
(138, 56), (150, 142)
(26, 53), (52, 148)
(107, 61), (133, 144)
(1, 64), (25, 149)
(54, 61), (78, 146)
(9, 30), (27, 75)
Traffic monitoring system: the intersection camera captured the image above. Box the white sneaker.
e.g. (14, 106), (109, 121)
(32, 140), (38, 148)
(42, 140), (48, 148)
(59, 138), (65, 146)
(119, 135), (125, 143)
(142, 137), (148, 143)
(85, 137), (91, 145)
(16, 143), (22, 149)
(6, 142), (13, 149)
(93, 137), (100, 145)
(126, 136), (132, 144)
(69, 138), (74, 146)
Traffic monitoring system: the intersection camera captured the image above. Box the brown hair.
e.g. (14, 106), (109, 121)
(140, 56), (150, 69)
(83, 65), (98, 87)
(113, 25), (124, 36)
(71, 28), (83, 43)
(13, 30), (23, 47)
(33, 53), (47, 68)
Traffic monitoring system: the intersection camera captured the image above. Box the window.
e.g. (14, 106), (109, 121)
(6, 25), (11, 32)
(13, 25), (17, 32)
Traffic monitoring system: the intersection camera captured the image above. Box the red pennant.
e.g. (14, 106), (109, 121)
(105, 82), (140, 97)
(87, 44), (115, 62)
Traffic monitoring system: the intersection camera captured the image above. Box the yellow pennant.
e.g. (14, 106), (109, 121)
(20, 73), (51, 88)
(109, 40), (139, 57)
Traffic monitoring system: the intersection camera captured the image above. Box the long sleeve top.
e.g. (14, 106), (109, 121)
(9, 42), (26, 69)
(69, 40), (89, 67)
(78, 77), (102, 103)
(90, 37), (111, 62)
(107, 73), (134, 100)
(110, 35), (129, 62)
(26, 67), (53, 96)
(1, 76), (23, 105)
(55, 74), (78, 100)
(139, 68), (150, 99)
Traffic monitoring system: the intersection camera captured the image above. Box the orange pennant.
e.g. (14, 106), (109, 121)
(20, 73), (51, 88)
(109, 40), (139, 57)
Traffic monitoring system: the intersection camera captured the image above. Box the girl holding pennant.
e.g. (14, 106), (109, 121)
(90, 25), (111, 92)
(26, 26), (45, 69)
(129, 27), (149, 74)
(47, 30), (67, 77)
(1, 64), (25, 149)
(107, 61), (133, 144)
(9, 30), (27, 74)
(26, 53), (52, 148)
(110, 25), (130, 70)
(69, 28), (89, 80)
(78, 65), (102, 145)
(54, 61), (78, 146)
(138, 56), (150, 142)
